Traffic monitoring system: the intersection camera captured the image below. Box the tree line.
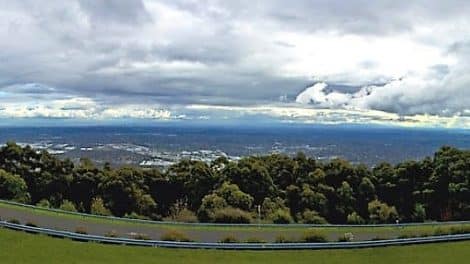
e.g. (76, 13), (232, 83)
(0, 142), (469, 224)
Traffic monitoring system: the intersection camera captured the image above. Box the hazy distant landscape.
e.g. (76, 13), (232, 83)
(0, 124), (468, 167)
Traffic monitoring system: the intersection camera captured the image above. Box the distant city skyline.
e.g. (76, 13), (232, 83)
(0, 1), (469, 128)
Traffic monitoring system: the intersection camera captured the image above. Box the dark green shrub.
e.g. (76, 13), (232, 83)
(368, 200), (398, 224)
(213, 207), (252, 223)
(172, 208), (198, 223)
(90, 197), (111, 216)
(160, 230), (192, 242)
(302, 210), (328, 224)
(433, 227), (450, 236)
(347, 212), (365, 224)
(124, 212), (150, 220)
(219, 234), (239, 243)
(25, 221), (38, 227)
(59, 200), (77, 212)
(8, 218), (20, 224)
(449, 225), (470, 235)
(36, 199), (51, 208)
(300, 230), (327, 242)
(411, 203), (426, 222)
(269, 209), (293, 224)
(0, 169), (30, 203)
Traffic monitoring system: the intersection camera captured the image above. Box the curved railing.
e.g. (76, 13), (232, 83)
(1, 199), (470, 228)
(1, 220), (470, 250)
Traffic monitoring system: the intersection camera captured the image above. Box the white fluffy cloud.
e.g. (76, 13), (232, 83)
(0, 0), (469, 127)
(0, 95), (172, 120)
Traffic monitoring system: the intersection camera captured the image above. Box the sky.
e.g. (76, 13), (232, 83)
(0, 0), (469, 128)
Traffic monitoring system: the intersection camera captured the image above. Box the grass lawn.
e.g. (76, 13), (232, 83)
(0, 227), (469, 264)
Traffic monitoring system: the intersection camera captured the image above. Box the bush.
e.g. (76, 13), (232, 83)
(433, 227), (450, 236)
(411, 203), (426, 222)
(219, 234), (239, 243)
(75, 226), (87, 234)
(90, 197), (111, 216)
(245, 237), (266, 243)
(36, 199), (51, 208)
(0, 169), (30, 203)
(368, 200), (398, 223)
(300, 230), (327, 242)
(160, 230), (192, 242)
(274, 235), (297, 243)
(124, 212), (150, 220)
(213, 207), (252, 223)
(132, 233), (151, 240)
(59, 200), (77, 212)
(197, 194), (228, 222)
(347, 212), (365, 224)
(172, 208), (198, 223)
(8, 218), (20, 224)
(269, 209), (293, 224)
(337, 232), (354, 242)
(104, 230), (118, 238)
(450, 225), (470, 235)
(25, 221), (38, 227)
(301, 210), (327, 224)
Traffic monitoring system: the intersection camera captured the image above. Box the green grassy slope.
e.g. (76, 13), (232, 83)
(0, 227), (468, 264)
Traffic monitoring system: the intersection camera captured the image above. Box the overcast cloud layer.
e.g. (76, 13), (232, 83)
(0, 0), (469, 128)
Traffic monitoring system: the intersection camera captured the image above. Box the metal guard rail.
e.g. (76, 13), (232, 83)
(1, 221), (470, 250)
(1, 199), (470, 228)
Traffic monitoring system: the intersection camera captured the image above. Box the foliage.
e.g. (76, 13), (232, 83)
(104, 230), (119, 238)
(170, 208), (198, 223)
(274, 235), (297, 243)
(123, 212), (150, 220)
(368, 200), (398, 223)
(8, 218), (20, 224)
(90, 197), (111, 216)
(412, 203), (427, 222)
(300, 210), (328, 224)
(268, 208), (293, 224)
(219, 234), (239, 243)
(215, 182), (254, 210)
(36, 199), (51, 208)
(213, 207), (252, 223)
(59, 200), (77, 212)
(25, 221), (38, 227)
(197, 194), (228, 222)
(0, 169), (30, 203)
(0, 142), (469, 224)
(160, 230), (192, 242)
(132, 233), (150, 240)
(75, 226), (87, 234)
(300, 230), (327, 242)
(347, 212), (365, 224)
